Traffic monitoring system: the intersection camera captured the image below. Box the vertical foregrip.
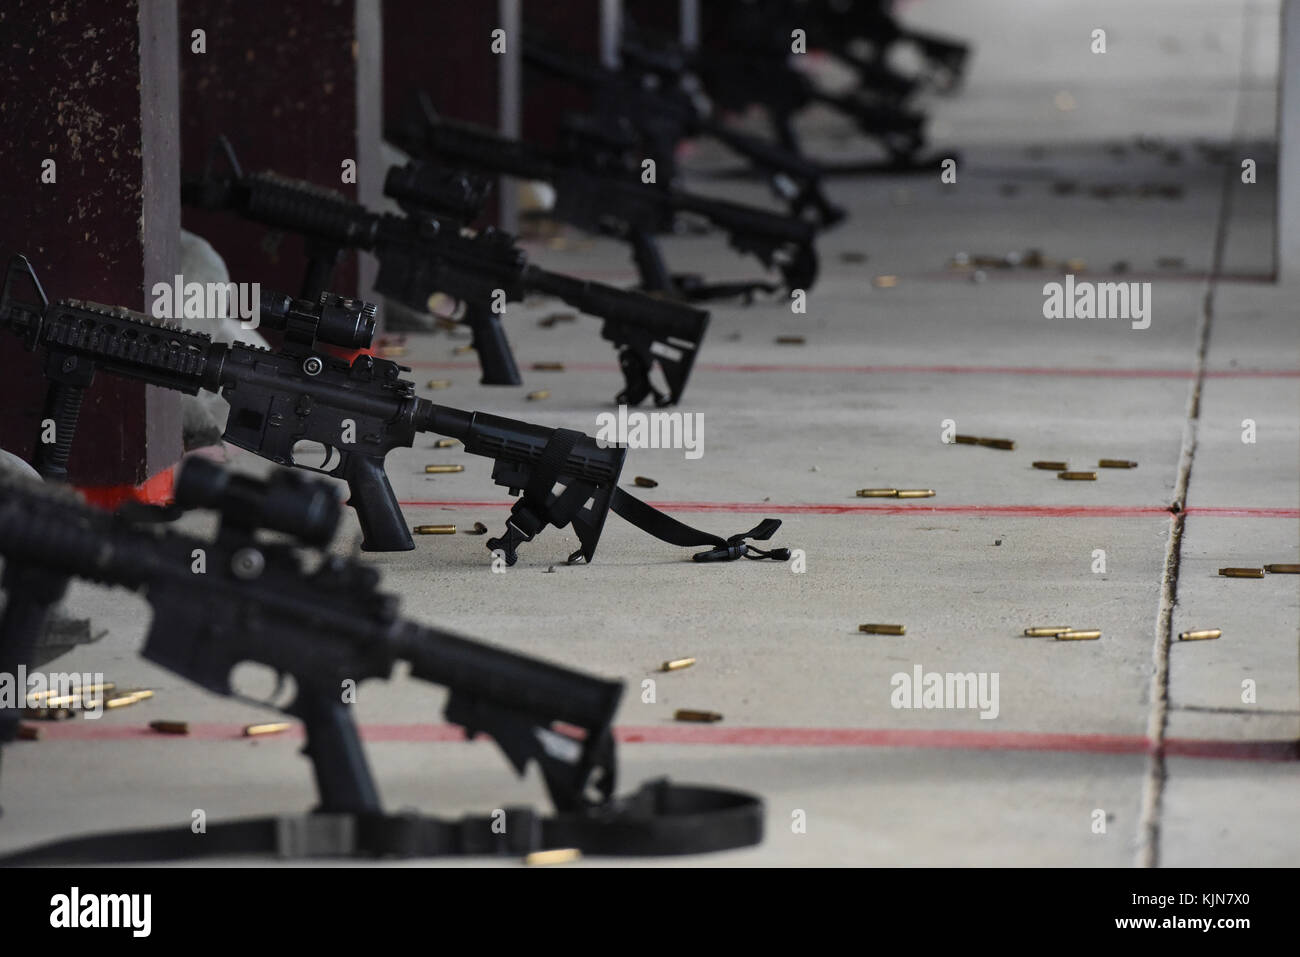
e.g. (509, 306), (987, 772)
(292, 692), (382, 814)
(342, 455), (414, 552)
(31, 381), (84, 482)
(462, 302), (523, 386)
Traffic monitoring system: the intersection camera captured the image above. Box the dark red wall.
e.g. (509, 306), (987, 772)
(179, 0), (362, 298)
(0, 0), (182, 486)
(521, 0), (599, 148)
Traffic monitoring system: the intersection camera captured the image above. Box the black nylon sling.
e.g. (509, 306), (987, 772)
(0, 779), (763, 864)
(499, 427), (790, 565)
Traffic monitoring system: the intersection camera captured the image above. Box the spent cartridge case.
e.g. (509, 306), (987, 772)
(105, 690), (153, 709)
(524, 849), (582, 866)
(674, 709), (723, 723)
(27, 682), (115, 703)
(1056, 629), (1102, 641)
(243, 722), (293, 737)
(1219, 568), (1264, 578)
(149, 721), (189, 735)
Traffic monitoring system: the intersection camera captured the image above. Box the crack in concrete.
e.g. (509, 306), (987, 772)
(1135, 1), (1261, 870)
(1174, 705), (1300, 716)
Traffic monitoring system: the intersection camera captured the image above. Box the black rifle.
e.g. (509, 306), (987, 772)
(184, 137), (709, 405)
(0, 255), (621, 557)
(0, 255), (788, 564)
(656, 2), (929, 166)
(0, 460), (763, 860)
(520, 37), (846, 228)
(381, 159), (706, 407)
(388, 96), (820, 303)
(804, 0), (971, 93)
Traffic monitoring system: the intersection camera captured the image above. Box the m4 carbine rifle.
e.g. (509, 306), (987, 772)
(388, 95), (820, 304)
(802, 0), (971, 93)
(183, 136), (709, 405)
(656, 2), (929, 166)
(520, 37), (846, 228)
(0, 255), (787, 564)
(0, 460), (763, 861)
(0, 255), (621, 557)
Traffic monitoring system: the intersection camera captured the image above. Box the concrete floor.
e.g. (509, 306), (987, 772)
(2, 0), (1296, 866)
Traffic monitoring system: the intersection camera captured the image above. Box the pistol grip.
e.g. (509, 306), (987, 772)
(291, 692), (382, 814)
(463, 303), (522, 386)
(343, 455), (414, 552)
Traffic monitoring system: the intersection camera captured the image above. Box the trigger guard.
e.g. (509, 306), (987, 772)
(284, 442), (346, 477)
(253, 672), (296, 712)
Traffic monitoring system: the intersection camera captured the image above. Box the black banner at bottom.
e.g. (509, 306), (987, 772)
(0, 866), (1280, 942)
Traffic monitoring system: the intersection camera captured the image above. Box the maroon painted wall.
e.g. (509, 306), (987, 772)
(179, 0), (362, 298)
(0, 0), (182, 486)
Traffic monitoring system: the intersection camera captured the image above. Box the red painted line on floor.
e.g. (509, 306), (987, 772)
(1163, 738), (1300, 761)
(616, 726), (1300, 762)
(398, 501), (1300, 519)
(23, 722), (1297, 761)
(1183, 506), (1300, 518)
(618, 726), (1153, 754)
(403, 359), (1300, 379)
